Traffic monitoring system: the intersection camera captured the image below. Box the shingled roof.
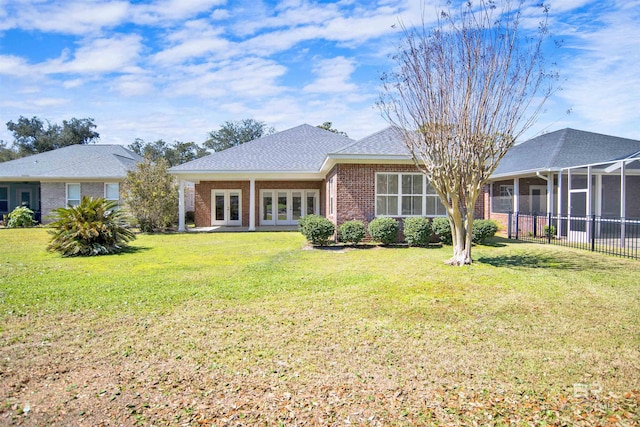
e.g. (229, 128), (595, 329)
(493, 128), (640, 177)
(171, 124), (354, 173)
(0, 144), (142, 180)
(331, 126), (410, 157)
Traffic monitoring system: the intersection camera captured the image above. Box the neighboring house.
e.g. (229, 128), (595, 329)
(169, 124), (451, 231)
(484, 128), (640, 240)
(0, 145), (143, 223)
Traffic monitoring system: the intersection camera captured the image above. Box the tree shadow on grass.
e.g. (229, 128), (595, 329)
(115, 245), (151, 255)
(477, 252), (584, 270)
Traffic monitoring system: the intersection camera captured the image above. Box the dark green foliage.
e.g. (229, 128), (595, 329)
(6, 206), (36, 228)
(6, 116), (99, 157)
(186, 211), (195, 223)
(403, 217), (432, 247)
(204, 119), (275, 152)
(472, 220), (499, 244)
(338, 220), (366, 245)
(299, 214), (335, 245)
(432, 217), (452, 245)
(368, 217), (399, 245)
(544, 225), (556, 238)
(128, 139), (208, 166)
(47, 197), (135, 257)
(122, 156), (178, 232)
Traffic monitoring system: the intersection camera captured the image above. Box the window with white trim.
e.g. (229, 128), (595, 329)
(492, 184), (513, 213)
(376, 173), (446, 217)
(66, 183), (81, 207)
(104, 183), (119, 203)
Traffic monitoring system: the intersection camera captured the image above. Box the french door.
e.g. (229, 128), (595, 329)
(261, 190), (318, 225)
(211, 189), (242, 226)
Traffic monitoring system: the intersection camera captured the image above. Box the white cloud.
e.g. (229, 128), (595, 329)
(42, 34), (143, 74)
(303, 56), (358, 93)
(0, 55), (31, 76)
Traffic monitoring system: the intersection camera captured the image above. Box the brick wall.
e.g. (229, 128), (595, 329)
(194, 180), (324, 227)
(334, 163), (422, 229)
(40, 182), (66, 223)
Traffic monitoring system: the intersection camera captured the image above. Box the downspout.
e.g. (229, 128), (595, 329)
(536, 171), (548, 181)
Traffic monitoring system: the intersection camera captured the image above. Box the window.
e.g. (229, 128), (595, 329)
(376, 173), (446, 217)
(66, 183), (81, 207)
(104, 183), (119, 203)
(0, 187), (8, 213)
(492, 184), (513, 213)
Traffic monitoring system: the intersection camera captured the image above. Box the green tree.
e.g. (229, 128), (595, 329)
(122, 156), (178, 232)
(128, 139), (208, 166)
(317, 121), (348, 137)
(379, 1), (553, 265)
(0, 140), (18, 162)
(6, 116), (99, 157)
(204, 119), (275, 152)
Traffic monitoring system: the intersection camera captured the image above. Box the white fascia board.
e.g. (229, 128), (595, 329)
(565, 156), (640, 172)
(320, 154), (414, 174)
(489, 168), (558, 180)
(169, 170), (325, 182)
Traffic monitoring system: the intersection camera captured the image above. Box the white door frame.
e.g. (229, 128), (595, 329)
(211, 189), (242, 226)
(260, 189), (318, 226)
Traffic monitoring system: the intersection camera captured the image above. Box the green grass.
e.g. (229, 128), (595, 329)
(1, 228), (639, 425)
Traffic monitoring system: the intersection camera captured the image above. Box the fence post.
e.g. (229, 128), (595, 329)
(533, 211), (537, 237)
(548, 212), (552, 244)
(591, 214), (596, 252)
(515, 212), (519, 240)
(508, 211), (512, 239)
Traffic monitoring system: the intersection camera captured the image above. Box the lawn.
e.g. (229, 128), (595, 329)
(1, 228), (638, 426)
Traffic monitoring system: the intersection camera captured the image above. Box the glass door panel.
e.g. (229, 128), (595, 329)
(306, 192), (316, 215)
(262, 192), (273, 222)
(214, 193), (225, 221)
(229, 192), (240, 221)
(277, 192), (288, 222)
(292, 192), (302, 220)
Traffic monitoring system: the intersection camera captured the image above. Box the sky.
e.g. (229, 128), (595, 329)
(0, 0), (639, 147)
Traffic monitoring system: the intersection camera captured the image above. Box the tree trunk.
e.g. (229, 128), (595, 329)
(445, 210), (472, 266)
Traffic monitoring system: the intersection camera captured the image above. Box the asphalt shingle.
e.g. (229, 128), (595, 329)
(0, 144), (143, 179)
(170, 124), (355, 172)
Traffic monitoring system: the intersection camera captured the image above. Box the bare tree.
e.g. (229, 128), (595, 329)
(379, 1), (554, 265)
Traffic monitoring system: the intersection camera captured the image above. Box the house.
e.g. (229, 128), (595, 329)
(484, 128), (640, 240)
(169, 124), (450, 232)
(0, 144), (143, 223)
(171, 125), (640, 239)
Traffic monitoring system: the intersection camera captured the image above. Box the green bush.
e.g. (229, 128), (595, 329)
(47, 196), (136, 257)
(299, 214), (335, 245)
(403, 217), (432, 247)
(338, 220), (366, 245)
(368, 217), (399, 245)
(185, 211), (195, 223)
(431, 217), (452, 245)
(472, 219), (498, 244)
(544, 225), (556, 238)
(6, 206), (36, 228)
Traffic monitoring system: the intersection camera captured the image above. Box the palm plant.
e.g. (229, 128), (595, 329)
(47, 196), (136, 256)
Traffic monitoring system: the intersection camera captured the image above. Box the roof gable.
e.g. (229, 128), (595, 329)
(170, 124), (355, 172)
(0, 144), (143, 180)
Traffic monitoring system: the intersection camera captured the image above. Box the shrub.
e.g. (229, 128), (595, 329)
(299, 214), (335, 245)
(403, 217), (432, 247)
(544, 225), (556, 238)
(122, 156), (178, 232)
(6, 206), (36, 228)
(368, 217), (399, 245)
(338, 220), (366, 245)
(186, 211), (195, 223)
(472, 219), (498, 244)
(431, 217), (452, 245)
(47, 196), (136, 257)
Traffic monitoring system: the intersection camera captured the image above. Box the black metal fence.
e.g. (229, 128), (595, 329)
(507, 212), (640, 260)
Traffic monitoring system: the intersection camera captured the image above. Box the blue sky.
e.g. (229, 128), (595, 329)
(0, 0), (639, 146)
